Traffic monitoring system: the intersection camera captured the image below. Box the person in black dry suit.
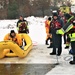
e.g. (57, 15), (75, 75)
(49, 13), (64, 56)
(17, 15), (29, 46)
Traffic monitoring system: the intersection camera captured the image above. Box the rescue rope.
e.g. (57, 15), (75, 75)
(32, 41), (38, 46)
(64, 47), (73, 61)
(64, 56), (72, 61)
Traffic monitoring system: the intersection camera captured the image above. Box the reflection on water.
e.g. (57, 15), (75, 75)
(0, 64), (55, 75)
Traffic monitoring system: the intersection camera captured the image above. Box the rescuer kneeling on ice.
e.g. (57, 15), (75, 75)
(4, 30), (23, 52)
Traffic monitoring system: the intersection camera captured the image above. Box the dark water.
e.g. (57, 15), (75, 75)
(0, 64), (55, 75)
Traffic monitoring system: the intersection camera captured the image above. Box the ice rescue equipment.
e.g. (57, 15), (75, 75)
(0, 34), (33, 58)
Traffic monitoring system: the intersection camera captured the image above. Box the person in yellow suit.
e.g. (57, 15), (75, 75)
(4, 30), (23, 51)
(45, 17), (52, 48)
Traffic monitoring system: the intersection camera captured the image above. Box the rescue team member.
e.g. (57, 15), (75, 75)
(17, 15), (29, 34)
(45, 17), (53, 48)
(49, 13), (64, 56)
(56, 13), (75, 64)
(4, 30), (23, 50)
(62, 15), (70, 49)
(17, 16), (29, 46)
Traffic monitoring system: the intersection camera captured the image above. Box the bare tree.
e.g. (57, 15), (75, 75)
(31, 0), (50, 17)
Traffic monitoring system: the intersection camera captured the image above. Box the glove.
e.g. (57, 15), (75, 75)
(56, 30), (59, 34)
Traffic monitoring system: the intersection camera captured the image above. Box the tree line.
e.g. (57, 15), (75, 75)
(0, 0), (71, 19)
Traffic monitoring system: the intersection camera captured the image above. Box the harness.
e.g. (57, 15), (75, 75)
(19, 22), (27, 31)
(51, 20), (62, 29)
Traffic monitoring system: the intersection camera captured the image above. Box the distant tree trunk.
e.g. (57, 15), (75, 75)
(34, 0), (50, 17)
(41, 7), (45, 17)
(54, 0), (57, 6)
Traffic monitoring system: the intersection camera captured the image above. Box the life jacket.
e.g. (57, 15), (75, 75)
(51, 20), (62, 29)
(4, 33), (22, 46)
(8, 35), (17, 43)
(19, 22), (27, 31)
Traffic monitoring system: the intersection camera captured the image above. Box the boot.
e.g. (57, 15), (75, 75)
(45, 37), (50, 45)
(69, 56), (75, 64)
(65, 46), (69, 49)
(45, 40), (49, 45)
(69, 61), (75, 64)
(65, 43), (70, 49)
(50, 47), (56, 55)
(47, 43), (53, 48)
(50, 52), (56, 55)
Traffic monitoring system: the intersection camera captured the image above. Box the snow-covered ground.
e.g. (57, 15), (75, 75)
(0, 16), (46, 44)
(0, 16), (75, 75)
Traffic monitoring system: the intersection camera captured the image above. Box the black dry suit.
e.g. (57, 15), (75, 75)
(49, 17), (64, 55)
